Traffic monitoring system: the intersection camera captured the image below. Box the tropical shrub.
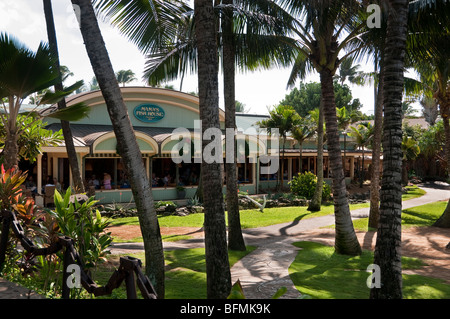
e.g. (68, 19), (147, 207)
(289, 172), (331, 200)
(49, 188), (112, 272)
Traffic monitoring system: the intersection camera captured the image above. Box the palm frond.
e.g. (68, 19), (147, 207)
(38, 102), (90, 122)
(0, 32), (59, 100)
(38, 80), (84, 105)
(93, 0), (192, 54)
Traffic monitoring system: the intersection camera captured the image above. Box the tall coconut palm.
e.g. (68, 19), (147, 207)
(69, 0), (165, 298)
(116, 69), (137, 87)
(194, 0), (231, 299)
(222, 0), (245, 251)
(0, 33), (89, 170)
(336, 106), (359, 178)
(370, 0), (409, 300)
(349, 122), (374, 188)
(256, 104), (297, 191)
(407, 0), (450, 227)
(307, 104), (325, 212)
(291, 114), (315, 174)
(43, 0), (85, 193)
(401, 135), (420, 185)
(280, 0), (369, 256)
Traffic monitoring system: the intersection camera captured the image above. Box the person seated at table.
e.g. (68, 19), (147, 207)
(88, 174), (100, 189)
(120, 173), (130, 188)
(151, 173), (159, 187)
(53, 178), (62, 192)
(25, 176), (37, 193)
(162, 173), (171, 187)
(103, 172), (112, 190)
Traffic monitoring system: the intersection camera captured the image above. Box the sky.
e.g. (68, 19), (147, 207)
(0, 0), (419, 116)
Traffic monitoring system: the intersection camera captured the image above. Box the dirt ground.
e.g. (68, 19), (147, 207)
(107, 224), (450, 283)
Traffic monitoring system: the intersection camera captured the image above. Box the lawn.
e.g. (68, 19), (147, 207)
(108, 186), (426, 232)
(288, 195), (450, 299)
(95, 246), (256, 299)
(288, 241), (450, 299)
(352, 199), (447, 231)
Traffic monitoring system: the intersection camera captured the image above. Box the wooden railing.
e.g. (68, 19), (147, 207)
(0, 209), (157, 299)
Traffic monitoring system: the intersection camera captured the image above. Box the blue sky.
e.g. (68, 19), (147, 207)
(1, 0), (420, 116)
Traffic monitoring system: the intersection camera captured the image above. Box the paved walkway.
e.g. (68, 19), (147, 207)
(1, 182), (449, 299)
(0, 278), (45, 299)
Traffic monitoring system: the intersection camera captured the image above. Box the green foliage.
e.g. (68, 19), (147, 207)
(49, 188), (113, 271)
(280, 81), (363, 117)
(0, 165), (27, 211)
(0, 116), (63, 164)
(289, 172), (331, 200)
(155, 200), (177, 210)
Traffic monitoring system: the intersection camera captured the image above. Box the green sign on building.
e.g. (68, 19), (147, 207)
(134, 104), (165, 123)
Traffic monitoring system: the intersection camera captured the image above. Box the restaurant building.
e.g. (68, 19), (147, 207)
(27, 86), (370, 205)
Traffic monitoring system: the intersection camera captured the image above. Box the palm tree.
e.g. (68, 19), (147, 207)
(194, 0), (231, 299)
(291, 115), (315, 175)
(43, 0), (85, 193)
(370, 0), (409, 300)
(69, 0), (165, 298)
(257, 104), (297, 191)
(406, 0), (450, 227)
(281, 0), (367, 256)
(349, 122), (374, 188)
(0, 33), (88, 170)
(336, 106), (359, 177)
(420, 96), (439, 126)
(116, 69), (137, 87)
(335, 57), (365, 86)
(222, 0), (245, 252)
(307, 104), (325, 212)
(401, 135), (420, 185)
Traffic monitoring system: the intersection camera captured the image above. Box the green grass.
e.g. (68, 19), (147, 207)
(288, 241), (450, 299)
(95, 246), (256, 299)
(109, 203), (365, 230)
(402, 185), (427, 200)
(352, 200), (447, 232)
(109, 186), (426, 233)
(402, 201), (447, 227)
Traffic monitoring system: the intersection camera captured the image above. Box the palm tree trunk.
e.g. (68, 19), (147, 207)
(369, 56), (384, 229)
(70, 0), (165, 297)
(299, 142), (303, 174)
(3, 122), (19, 170)
(308, 102), (324, 212)
(433, 112), (450, 227)
(222, 0), (245, 251)
(320, 69), (361, 256)
(281, 137), (286, 190)
(360, 147), (365, 188)
(43, 0), (85, 193)
(370, 0), (409, 299)
(3, 96), (20, 170)
(195, 0), (231, 299)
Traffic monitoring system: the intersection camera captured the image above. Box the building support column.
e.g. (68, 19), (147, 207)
(350, 157), (355, 179)
(36, 154), (43, 206)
